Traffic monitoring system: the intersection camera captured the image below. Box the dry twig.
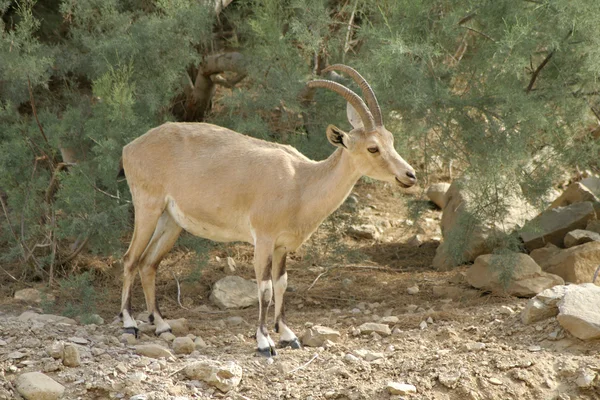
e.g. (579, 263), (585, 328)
(287, 353), (319, 375)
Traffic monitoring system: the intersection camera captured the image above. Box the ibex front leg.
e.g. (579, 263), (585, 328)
(272, 247), (300, 349)
(254, 239), (276, 357)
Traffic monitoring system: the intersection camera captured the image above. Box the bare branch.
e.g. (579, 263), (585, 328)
(460, 26), (496, 43)
(526, 51), (554, 93)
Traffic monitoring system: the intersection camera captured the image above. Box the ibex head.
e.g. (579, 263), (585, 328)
(308, 65), (417, 188)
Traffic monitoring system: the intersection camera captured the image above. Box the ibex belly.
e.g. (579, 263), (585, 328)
(166, 196), (252, 243)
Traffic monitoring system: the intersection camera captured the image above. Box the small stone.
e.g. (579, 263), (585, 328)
(426, 316), (434, 324)
(173, 337), (195, 355)
(135, 344), (173, 359)
(165, 318), (189, 335)
(499, 306), (514, 315)
(62, 344), (81, 367)
(68, 336), (88, 345)
(184, 360), (242, 393)
(464, 342), (486, 352)
(407, 285), (419, 295)
(120, 333), (137, 345)
(225, 257), (236, 274)
(194, 337), (208, 349)
(380, 316), (399, 325)
(387, 382), (417, 395)
(226, 316), (244, 326)
(575, 368), (597, 388)
(344, 354), (360, 363)
(301, 325), (341, 347)
(489, 378), (503, 385)
(16, 372), (65, 400)
(8, 351), (26, 359)
(407, 235), (423, 247)
(358, 322), (391, 336)
(346, 224), (380, 240)
(438, 371), (461, 389)
(159, 332), (176, 342)
(419, 321), (428, 330)
(47, 342), (64, 359)
(210, 276), (258, 309)
(527, 345), (542, 352)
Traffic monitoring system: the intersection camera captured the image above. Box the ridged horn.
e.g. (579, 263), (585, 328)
(307, 80), (375, 132)
(322, 64), (383, 127)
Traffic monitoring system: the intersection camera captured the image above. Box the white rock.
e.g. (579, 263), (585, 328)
(380, 316), (399, 325)
(184, 360), (242, 393)
(521, 285), (568, 324)
(426, 183), (451, 209)
(346, 224), (380, 240)
(301, 325), (341, 347)
(557, 283), (600, 340)
(358, 322), (391, 336)
(159, 332), (176, 342)
(225, 257), (236, 274)
(464, 342), (486, 352)
(16, 372), (65, 400)
(194, 337), (208, 349)
(135, 344), (174, 359)
(580, 176), (600, 196)
(172, 337), (195, 355)
(210, 276), (258, 309)
(575, 368), (597, 388)
(419, 321), (428, 330)
(387, 382), (416, 395)
(407, 285), (419, 295)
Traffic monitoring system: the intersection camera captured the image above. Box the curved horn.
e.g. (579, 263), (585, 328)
(307, 80), (375, 132)
(322, 64), (383, 127)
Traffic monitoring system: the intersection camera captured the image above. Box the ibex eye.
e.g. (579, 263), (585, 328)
(368, 147), (379, 154)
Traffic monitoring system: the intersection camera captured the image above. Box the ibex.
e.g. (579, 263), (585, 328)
(119, 65), (416, 356)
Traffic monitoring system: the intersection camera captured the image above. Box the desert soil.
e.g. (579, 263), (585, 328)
(1, 181), (599, 400)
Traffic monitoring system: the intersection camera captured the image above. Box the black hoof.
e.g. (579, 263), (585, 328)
(123, 327), (140, 338)
(279, 338), (302, 349)
(257, 346), (277, 357)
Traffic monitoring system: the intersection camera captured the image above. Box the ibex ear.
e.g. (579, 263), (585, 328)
(346, 102), (364, 130)
(326, 125), (349, 148)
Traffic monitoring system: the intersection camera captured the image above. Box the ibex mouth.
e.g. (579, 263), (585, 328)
(395, 177), (413, 188)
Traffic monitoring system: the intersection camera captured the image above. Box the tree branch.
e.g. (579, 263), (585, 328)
(460, 26), (496, 43)
(526, 51), (554, 93)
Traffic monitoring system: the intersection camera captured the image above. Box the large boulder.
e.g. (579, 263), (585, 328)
(520, 202), (596, 251)
(466, 253), (564, 297)
(426, 183), (451, 209)
(557, 283), (600, 340)
(533, 241), (600, 284)
(433, 178), (536, 270)
(210, 276), (258, 309)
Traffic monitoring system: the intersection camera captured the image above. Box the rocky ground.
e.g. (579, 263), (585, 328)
(1, 181), (599, 400)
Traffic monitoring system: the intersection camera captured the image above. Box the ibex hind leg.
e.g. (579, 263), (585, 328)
(138, 211), (182, 336)
(120, 201), (164, 337)
(272, 247), (300, 349)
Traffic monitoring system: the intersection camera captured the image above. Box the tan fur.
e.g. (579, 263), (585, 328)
(119, 96), (416, 353)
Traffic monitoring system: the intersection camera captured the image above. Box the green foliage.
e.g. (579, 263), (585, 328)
(0, 0), (599, 280)
(44, 271), (104, 324)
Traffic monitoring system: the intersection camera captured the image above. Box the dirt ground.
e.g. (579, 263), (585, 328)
(1, 180), (599, 400)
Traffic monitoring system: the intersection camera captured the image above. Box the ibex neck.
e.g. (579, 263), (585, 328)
(300, 148), (361, 225)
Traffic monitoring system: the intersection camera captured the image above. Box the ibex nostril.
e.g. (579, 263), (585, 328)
(406, 171), (416, 180)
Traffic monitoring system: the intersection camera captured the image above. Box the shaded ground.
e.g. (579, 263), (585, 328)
(1, 181), (599, 399)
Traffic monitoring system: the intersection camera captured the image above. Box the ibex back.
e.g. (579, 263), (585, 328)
(119, 64), (416, 356)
